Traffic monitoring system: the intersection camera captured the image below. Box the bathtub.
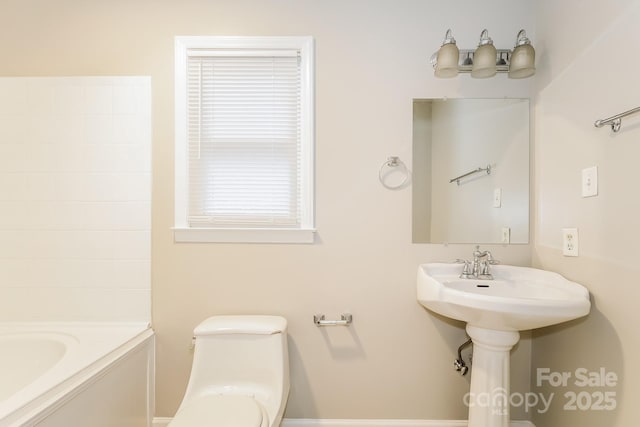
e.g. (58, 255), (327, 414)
(0, 322), (154, 427)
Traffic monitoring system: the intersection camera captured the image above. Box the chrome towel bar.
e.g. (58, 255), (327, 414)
(450, 165), (491, 185)
(314, 313), (353, 326)
(595, 106), (640, 133)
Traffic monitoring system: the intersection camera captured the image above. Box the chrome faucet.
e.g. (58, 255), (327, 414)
(456, 246), (499, 280)
(473, 245), (498, 279)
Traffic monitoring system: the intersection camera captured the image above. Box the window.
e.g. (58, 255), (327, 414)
(174, 37), (315, 243)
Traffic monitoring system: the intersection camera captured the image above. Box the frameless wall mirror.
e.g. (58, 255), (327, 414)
(412, 98), (529, 244)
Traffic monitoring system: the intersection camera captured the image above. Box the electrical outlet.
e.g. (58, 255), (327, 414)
(582, 166), (598, 197)
(562, 228), (579, 256)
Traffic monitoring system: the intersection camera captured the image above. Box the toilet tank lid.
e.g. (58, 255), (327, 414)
(194, 315), (287, 336)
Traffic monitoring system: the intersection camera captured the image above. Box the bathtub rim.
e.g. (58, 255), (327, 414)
(0, 322), (154, 427)
(0, 331), (79, 403)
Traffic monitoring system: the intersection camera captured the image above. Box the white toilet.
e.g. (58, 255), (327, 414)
(169, 315), (290, 427)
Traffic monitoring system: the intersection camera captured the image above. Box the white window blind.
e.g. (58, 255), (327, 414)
(187, 48), (302, 228)
(175, 36), (314, 243)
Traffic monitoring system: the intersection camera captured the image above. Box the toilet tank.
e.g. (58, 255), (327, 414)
(183, 315), (290, 412)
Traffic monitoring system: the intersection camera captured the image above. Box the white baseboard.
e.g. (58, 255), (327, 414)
(282, 420), (535, 427)
(152, 418), (535, 427)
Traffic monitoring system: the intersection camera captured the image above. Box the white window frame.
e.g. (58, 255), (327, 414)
(174, 36), (315, 243)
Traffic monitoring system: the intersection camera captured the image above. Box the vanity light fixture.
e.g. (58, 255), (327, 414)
(431, 29), (535, 79)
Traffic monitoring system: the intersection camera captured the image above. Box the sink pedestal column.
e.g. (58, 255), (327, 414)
(466, 325), (520, 427)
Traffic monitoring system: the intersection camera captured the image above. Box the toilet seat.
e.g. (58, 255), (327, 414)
(169, 395), (268, 427)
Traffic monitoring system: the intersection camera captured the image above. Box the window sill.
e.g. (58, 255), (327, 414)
(173, 227), (316, 244)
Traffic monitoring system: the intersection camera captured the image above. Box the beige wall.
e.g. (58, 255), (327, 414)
(0, 0), (537, 420)
(532, 1), (640, 426)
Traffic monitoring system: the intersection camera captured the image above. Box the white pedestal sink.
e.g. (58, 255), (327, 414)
(417, 263), (591, 427)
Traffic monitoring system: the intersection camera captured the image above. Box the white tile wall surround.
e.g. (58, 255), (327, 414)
(0, 77), (151, 322)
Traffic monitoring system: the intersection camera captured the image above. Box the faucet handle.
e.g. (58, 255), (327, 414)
(455, 259), (474, 279)
(486, 252), (499, 264)
(454, 258), (471, 268)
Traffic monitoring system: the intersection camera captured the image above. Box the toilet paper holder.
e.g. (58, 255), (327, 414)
(314, 313), (353, 326)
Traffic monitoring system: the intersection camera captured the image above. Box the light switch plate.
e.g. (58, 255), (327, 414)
(582, 166), (598, 197)
(562, 228), (579, 256)
(501, 227), (511, 244)
(493, 188), (502, 208)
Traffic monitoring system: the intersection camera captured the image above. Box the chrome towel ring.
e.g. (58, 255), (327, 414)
(378, 156), (410, 190)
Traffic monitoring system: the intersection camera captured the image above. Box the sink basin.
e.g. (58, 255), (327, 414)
(417, 263), (591, 331)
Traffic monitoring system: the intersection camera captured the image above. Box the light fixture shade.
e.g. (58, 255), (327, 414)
(471, 30), (497, 78)
(434, 29), (459, 78)
(435, 43), (459, 78)
(509, 30), (535, 78)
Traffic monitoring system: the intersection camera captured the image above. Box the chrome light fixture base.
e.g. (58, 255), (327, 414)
(432, 49), (513, 73)
(430, 48), (512, 74)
